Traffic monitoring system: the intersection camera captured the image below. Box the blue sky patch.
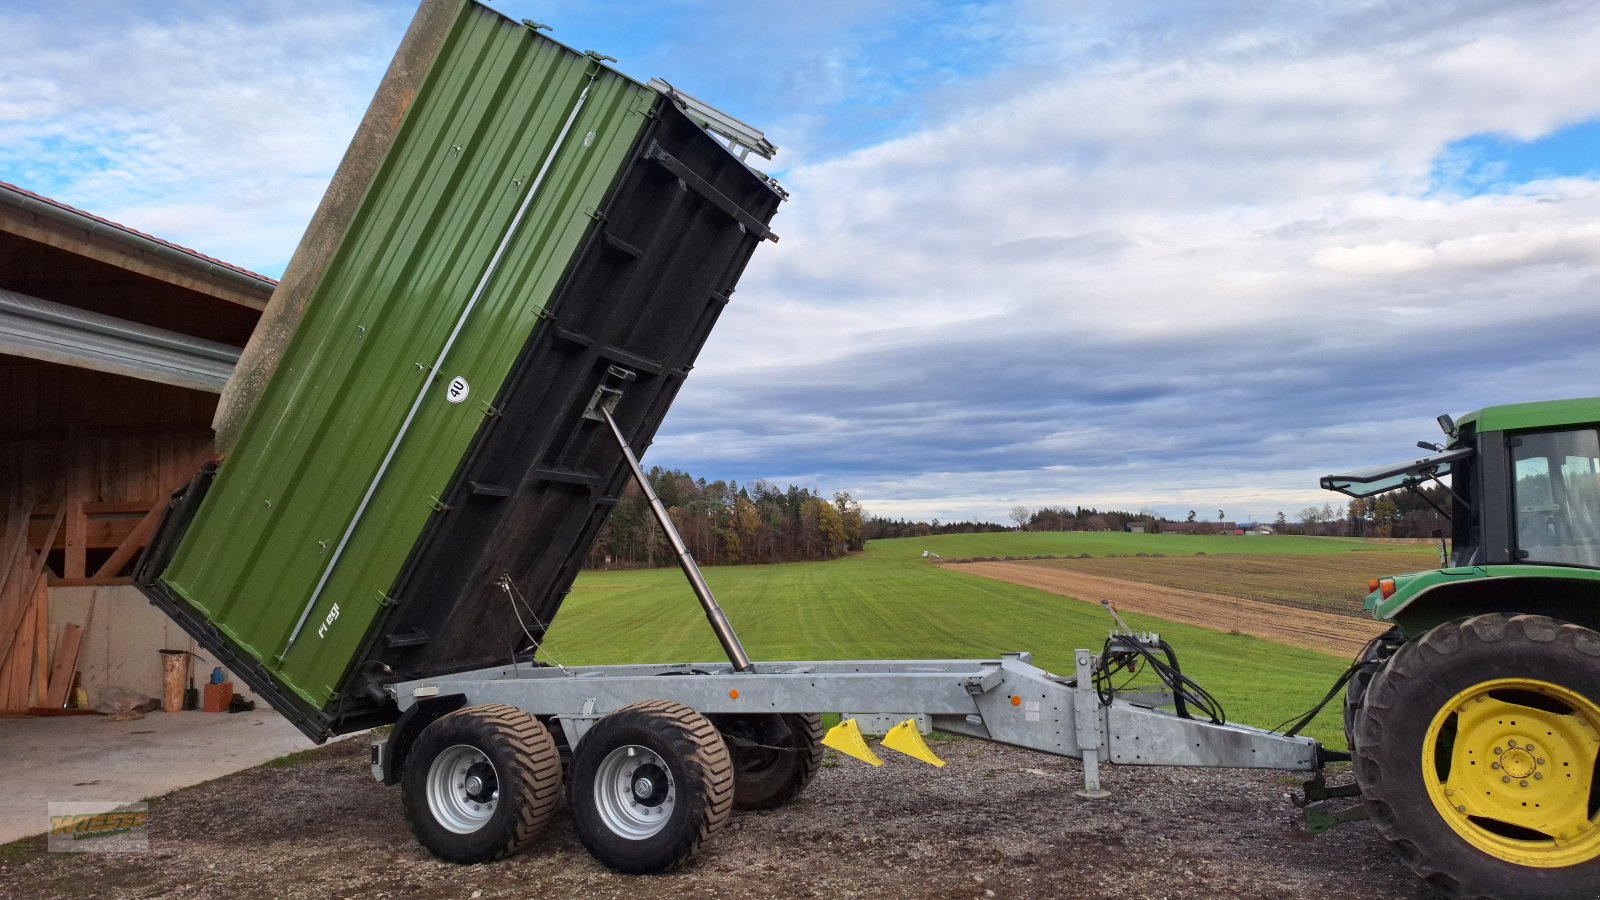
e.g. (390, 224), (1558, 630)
(1430, 118), (1600, 196)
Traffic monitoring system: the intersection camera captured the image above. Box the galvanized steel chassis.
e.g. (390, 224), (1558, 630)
(376, 393), (1321, 792)
(381, 650), (1320, 793)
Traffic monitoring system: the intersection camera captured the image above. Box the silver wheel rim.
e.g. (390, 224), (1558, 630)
(594, 744), (676, 839)
(427, 744), (499, 834)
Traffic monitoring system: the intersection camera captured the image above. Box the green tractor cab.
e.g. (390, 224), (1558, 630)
(1322, 397), (1600, 899)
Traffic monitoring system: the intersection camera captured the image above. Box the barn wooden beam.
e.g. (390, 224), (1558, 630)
(0, 204), (270, 312)
(0, 493), (33, 601)
(31, 573), (47, 707)
(0, 502), (64, 686)
(92, 496), (175, 581)
(0, 425), (212, 446)
(89, 446), (214, 582)
(64, 457), (88, 580)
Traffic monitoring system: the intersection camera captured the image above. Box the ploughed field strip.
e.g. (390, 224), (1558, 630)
(951, 558), (1391, 657)
(986, 549), (1437, 615)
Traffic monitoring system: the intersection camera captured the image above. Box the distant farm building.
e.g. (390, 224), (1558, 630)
(1158, 521), (1237, 535)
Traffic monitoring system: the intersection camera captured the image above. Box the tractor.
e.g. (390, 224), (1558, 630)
(1323, 396), (1600, 898)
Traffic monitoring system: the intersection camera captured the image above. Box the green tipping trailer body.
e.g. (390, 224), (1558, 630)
(136, 0), (783, 741)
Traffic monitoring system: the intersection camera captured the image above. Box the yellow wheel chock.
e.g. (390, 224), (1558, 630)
(822, 717), (883, 766)
(822, 717), (946, 767)
(881, 718), (945, 767)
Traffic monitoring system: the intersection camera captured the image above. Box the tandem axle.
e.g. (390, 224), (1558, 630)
(370, 645), (1326, 872)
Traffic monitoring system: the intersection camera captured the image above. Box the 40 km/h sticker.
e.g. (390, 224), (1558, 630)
(446, 376), (470, 404)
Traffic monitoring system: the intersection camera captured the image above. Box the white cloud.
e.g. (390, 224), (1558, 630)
(675, 0), (1600, 520)
(0, 1), (407, 275)
(4, 0), (1598, 523)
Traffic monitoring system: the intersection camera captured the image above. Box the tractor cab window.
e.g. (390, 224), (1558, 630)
(1510, 429), (1600, 568)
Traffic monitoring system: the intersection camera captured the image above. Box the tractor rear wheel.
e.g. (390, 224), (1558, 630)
(1353, 614), (1600, 899)
(1343, 627), (1403, 742)
(712, 712), (825, 810)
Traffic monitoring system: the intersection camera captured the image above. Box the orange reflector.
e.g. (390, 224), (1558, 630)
(1379, 578), (1396, 599)
(728, 689), (739, 700)
(1011, 695), (1022, 707)
(1368, 578), (1380, 593)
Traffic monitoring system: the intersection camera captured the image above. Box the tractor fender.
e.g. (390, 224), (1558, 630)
(1382, 568), (1600, 638)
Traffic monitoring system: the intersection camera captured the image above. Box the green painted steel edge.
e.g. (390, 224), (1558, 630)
(1453, 396), (1600, 437)
(1371, 565), (1600, 625)
(159, 2), (658, 709)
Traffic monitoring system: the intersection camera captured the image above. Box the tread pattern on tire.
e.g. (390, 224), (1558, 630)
(572, 699), (733, 872)
(402, 703), (561, 863)
(1343, 627), (1402, 744)
(787, 712), (826, 794)
(1353, 614), (1600, 900)
(625, 699), (734, 863)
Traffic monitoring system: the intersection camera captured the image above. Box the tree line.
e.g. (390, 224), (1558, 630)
(585, 468), (865, 569)
(1281, 486), (1451, 538)
(585, 466), (1454, 571)
(1012, 505), (1162, 533)
(862, 518), (1012, 539)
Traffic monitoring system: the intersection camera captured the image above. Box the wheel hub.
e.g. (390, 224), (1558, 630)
(426, 745), (500, 834)
(594, 745), (676, 839)
(1500, 746), (1538, 780)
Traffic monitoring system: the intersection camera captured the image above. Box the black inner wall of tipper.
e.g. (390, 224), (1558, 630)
(328, 98), (783, 734)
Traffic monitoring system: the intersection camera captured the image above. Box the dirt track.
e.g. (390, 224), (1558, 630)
(0, 733), (1434, 900)
(950, 561), (1387, 658)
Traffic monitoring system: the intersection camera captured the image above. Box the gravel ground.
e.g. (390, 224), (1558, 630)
(0, 736), (1440, 899)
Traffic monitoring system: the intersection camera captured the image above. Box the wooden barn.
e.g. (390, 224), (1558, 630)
(0, 181), (272, 712)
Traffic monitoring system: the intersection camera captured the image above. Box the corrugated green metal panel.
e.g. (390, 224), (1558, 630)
(161, 2), (654, 706)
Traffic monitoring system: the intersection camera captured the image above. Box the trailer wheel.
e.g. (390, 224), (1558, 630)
(401, 704), (561, 864)
(1354, 614), (1600, 900)
(713, 713), (825, 810)
(568, 700), (733, 874)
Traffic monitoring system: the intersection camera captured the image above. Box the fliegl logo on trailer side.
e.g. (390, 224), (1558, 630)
(46, 802), (150, 853)
(318, 602), (341, 639)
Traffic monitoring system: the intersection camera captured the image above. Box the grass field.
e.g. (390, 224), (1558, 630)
(540, 532), (1432, 749)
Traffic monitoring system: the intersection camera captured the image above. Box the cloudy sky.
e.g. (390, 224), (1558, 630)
(4, 1), (1597, 524)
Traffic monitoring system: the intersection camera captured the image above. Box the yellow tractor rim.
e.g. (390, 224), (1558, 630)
(1424, 677), (1600, 868)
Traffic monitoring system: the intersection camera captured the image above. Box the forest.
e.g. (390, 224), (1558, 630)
(583, 468), (865, 569)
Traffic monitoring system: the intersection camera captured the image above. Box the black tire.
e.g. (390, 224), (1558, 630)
(400, 703), (562, 864)
(568, 700), (733, 874)
(1354, 614), (1600, 900)
(712, 713), (825, 810)
(1343, 626), (1403, 743)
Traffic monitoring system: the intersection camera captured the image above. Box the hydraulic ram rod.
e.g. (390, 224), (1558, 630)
(600, 406), (753, 672)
